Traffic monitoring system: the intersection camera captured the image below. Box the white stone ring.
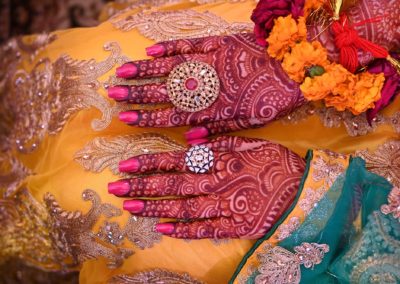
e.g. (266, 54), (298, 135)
(185, 145), (214, 173)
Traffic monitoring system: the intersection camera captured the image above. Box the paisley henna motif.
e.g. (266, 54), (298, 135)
(109, 136), (306, 239)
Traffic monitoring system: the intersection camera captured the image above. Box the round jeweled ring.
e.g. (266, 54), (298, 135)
(185, 145), (214, 173)
(167, 61), (220, 112)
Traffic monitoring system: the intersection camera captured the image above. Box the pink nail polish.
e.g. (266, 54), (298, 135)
(155, 223), (175, 234)
(185, 127), (209, 141)
(123, 200), (144, 213)
(146, 44), (166, 57)
(119, 111), (139, 124)
(108, 180), (130, 196)
(188, 138), (208, 145)
(108, 86), (129, 100)
(116, 63), (138, 78)
(119, 158), (140, 172)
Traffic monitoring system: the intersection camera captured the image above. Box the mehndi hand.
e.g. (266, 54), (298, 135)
(108, 0), (399, 138)
(108, 33), (304, 140)
(107, 136), (306, 239)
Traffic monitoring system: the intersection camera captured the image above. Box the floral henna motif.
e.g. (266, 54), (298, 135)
(109, 136), (306, 239)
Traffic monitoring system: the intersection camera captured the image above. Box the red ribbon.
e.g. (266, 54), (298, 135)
(331, 14), (389, 73)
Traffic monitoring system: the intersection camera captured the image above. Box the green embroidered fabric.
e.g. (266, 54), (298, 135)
(244, 157), (397, 283)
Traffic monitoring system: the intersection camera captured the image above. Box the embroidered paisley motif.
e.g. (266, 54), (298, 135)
(74, 133), (185, 176)
(1, 39), (132, 153)
(356, 140), (400, 188)
(111, 10), (253, 41)
(255, 243), (329, 284)
(44, 189), (161, 269)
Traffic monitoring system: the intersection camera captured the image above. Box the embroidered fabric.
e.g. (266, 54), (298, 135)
(356, 140), (400, 188)
(281, 103), (400, 137)
(0, 38), (132, 153)
(237, 156), (395, 284)
(254, 243), (329, 284)
(330, 211), (400, 283)
(381, 187), (400, 221)
(74, 133), (185, 176)
(44, 189), (161, 269)
(111, 10), (253, 41)
(109, 268), (204, 284)
(0, 188), (61, 271)
(275, 150), (348, 242)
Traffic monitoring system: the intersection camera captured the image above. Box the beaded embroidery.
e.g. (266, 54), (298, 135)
(111, 9), (253, 41)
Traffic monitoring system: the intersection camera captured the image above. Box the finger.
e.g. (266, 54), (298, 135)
(185, 118), (266, 141)
(118, 151), (187, 174)
(108, 83), (169, 103)
(118, 108), (190, 127)
(123, 195), (228, 219)
(155, 218), (238, 239)
(116, 55), (185, 79)
(108, 173), (215, 197)
(203, 136), (272, 152)
(146, 36), (221, 58)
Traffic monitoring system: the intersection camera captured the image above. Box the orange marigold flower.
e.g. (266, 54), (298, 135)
(324, 94), (355, 112)
(300, 63), (348, 101)
(267, 15), (307, 60)
(302, 63), (385, 115)
(349, 72), (384, 115)
(282, 41), (329, 82)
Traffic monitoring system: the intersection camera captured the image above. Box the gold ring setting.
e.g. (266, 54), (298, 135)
(167, 61), (220, 112)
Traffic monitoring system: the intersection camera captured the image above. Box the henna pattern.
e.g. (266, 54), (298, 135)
(113, 33), (304, 132)
(110, 0), (399, 136)
(126, 83), (169, 104)
(110, 136), (306, 239)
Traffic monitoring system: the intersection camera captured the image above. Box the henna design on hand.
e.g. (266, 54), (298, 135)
(112, 33), (305, 133)
(109, 0), (399, 136)
(108, 136), (306, 239)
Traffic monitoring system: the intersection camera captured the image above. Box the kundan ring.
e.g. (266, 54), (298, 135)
(167, 61), (220, 112)
(185, 145), (214, 173)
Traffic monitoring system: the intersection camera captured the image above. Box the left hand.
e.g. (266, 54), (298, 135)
(107, 136), (306, 239)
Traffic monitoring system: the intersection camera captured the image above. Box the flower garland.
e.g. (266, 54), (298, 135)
(253, 0), (400, 117)
(266, 14), (384, 115)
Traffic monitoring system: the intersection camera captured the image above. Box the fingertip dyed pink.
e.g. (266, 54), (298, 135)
(123, 200), (145, 213)
(188, 138), (208, 145)
(108, 180), (130, 196)
(145, 44), (166, 57)
(155, 223), (175, 234)
(108, 86), (129, 100)
(185, 127), (209, 141)
(119, 111), (139, 124)
(119, 158), (140, 172)
(116, 63), (137, 78)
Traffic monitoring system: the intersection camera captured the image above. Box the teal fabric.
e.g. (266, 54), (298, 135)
(243, 157), (397, 284)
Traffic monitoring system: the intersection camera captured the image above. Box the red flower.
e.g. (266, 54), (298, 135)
(251, 0), (305, 47)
